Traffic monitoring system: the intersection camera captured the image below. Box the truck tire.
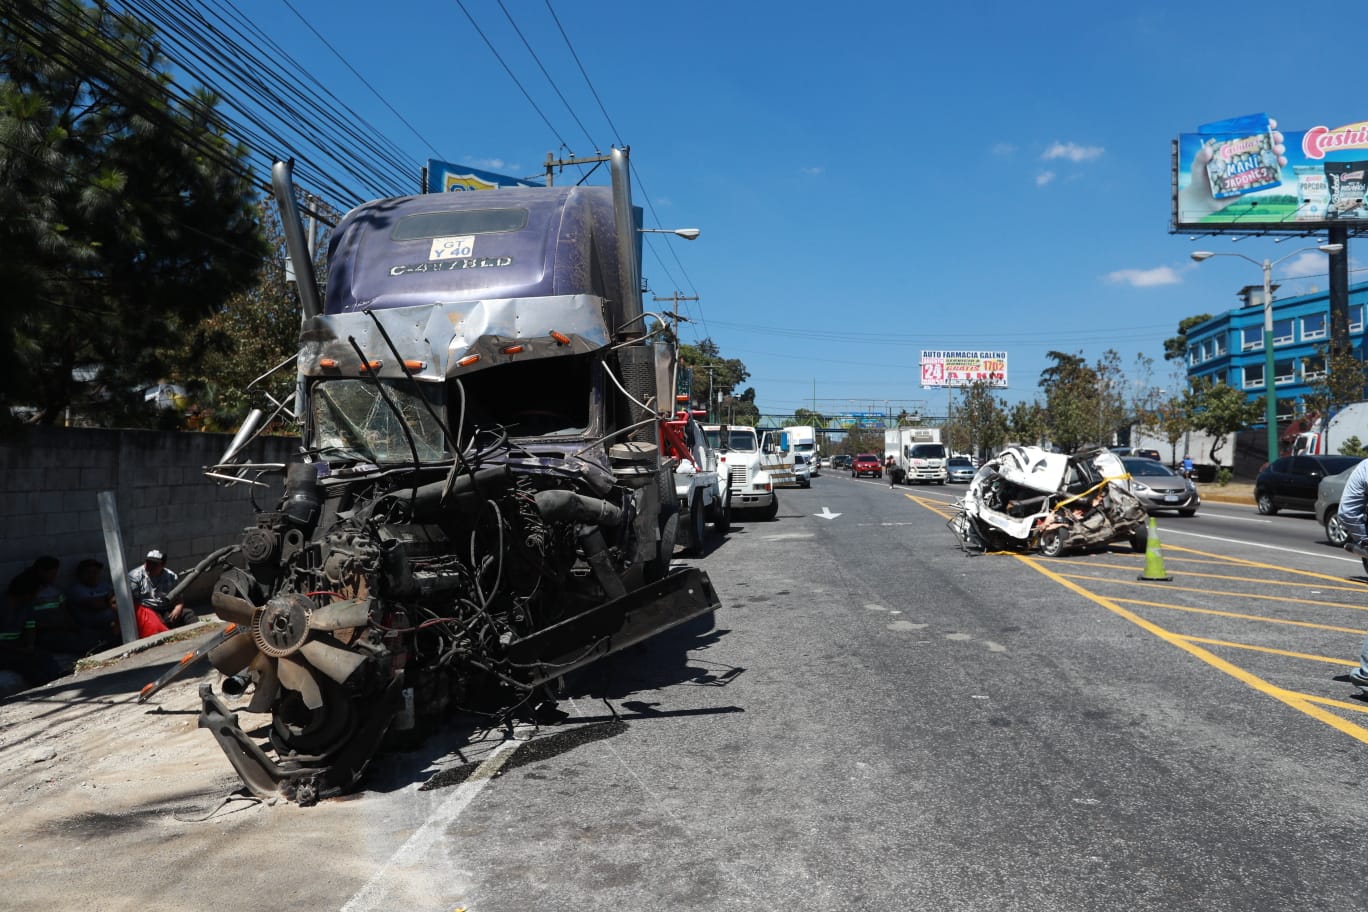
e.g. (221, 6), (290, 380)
(1039, 529), (1066, 557)
(712, 492), (731, 535)
(763, 495), (779, 521)
(645, 469), (678, 582)
(685, 494), (707, 556)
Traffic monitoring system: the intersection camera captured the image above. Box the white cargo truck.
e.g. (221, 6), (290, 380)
(703, 424), (780, 519)
(1292, 401), (1368, 456)
(884, 426), (948, 485)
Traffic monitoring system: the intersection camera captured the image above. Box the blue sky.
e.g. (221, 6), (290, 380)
(226, 0), (1365, 420)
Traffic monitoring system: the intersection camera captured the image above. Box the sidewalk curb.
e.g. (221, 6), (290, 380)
(73, 620), (220, 673)
(1200, 493), (1255, 506)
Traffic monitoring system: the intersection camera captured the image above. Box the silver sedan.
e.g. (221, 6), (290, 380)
(1122, 457), (1200, 516)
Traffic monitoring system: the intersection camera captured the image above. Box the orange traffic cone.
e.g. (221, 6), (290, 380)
(1137, 517), (1171, 582)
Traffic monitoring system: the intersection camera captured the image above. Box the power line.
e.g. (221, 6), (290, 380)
(497, 0), (596, 152)
(454, 0), (572, 153)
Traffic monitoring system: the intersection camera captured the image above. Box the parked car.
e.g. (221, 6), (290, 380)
(830, 454), (852, 471)
(1315, 464), (1363, 545)
(793, 453), (813, 488)
(1122, 457), (1199, 516)
(1254, 454), (1363, 515)
(947, 455), (977, 483)
(851, 453), (883, 478)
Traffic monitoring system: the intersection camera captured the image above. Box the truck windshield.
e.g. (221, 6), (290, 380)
(312, 379), (450, 465)
(910, 444), (946, 459)
(704, 429), (757, 452)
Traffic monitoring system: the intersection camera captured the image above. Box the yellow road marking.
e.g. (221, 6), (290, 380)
(1053, 573), (1368, 612)
(1110, 597), (1368, 635)
(1170, 634), (1354, 666)
(1290, 692), (1368, 714)
(1061, 561), (1368, 593)
(1167, 544), (1368, 586)
(1016, 554), (1368, 747)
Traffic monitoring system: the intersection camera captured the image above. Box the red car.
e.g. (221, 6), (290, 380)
(851, 453), (883, 478)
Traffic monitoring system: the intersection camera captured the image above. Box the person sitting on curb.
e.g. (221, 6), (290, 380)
(0, 569), (62, 689)
(66, 558), (120, 653)
(127, 549), (196, 634)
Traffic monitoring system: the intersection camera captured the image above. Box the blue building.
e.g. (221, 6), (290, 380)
(1184, 281), (1368, 421)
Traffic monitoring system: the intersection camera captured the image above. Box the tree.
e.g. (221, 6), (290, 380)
(1008, 400), (1048, 447)
(1164, 314), (1213, 362)
(953, 380), (1008, 457)
(789, 408), (826, 428)
(174, 200), (317, 431)
(1301, 342), (1368, 432)
(678, 338), (750, 415)
(1039, 350), (1099, 452)
(1, 0), (266, 425)
(1185, 377), (1261, 465)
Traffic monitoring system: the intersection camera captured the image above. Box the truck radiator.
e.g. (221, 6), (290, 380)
(616, 345), (659, 443)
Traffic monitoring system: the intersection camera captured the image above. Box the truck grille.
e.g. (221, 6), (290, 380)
(728, 465), (749, 490)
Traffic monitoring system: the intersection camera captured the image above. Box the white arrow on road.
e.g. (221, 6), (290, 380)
(815, 507), (842, 520)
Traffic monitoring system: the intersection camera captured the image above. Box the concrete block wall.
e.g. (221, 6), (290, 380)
(0, 426), (299, 595)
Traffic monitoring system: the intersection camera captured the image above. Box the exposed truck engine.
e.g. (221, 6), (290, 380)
(182, 150), (721, 805)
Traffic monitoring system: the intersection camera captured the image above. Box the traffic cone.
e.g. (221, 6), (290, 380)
(1137, 516), (1172, 582)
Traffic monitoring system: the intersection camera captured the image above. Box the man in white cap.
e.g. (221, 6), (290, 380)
(127, 549), (194, 629)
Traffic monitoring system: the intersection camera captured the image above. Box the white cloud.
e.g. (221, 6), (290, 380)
(801, 166), (824, 177)
(1042, 141), (1104, 163)
(1104, 266), (1182, 287)
(1278, 251), (1335, 280)
(1036, 170), (1056, 186)
(992, 142), (1017, 156)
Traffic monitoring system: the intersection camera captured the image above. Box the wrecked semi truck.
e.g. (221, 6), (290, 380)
(190, 151), (721, 804)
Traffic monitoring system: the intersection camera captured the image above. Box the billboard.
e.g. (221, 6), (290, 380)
(920, 351), (1008, 389)
(426, 159), (542, 193)
(1173, 113), (1368, 232)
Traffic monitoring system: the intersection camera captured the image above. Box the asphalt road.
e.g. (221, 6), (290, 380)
(4, 473), (1368, 910)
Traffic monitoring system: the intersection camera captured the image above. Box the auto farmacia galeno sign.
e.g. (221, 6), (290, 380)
(1173, 113), (1368, 231)
(920, 351), (1008, 388)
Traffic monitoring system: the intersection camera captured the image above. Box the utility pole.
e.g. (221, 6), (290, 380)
(654, 292), (698, 415)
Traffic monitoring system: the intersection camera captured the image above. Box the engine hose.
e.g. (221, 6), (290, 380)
(381, 465), (513, 521)
(532, 490), (623, 527)
(578, 527), (627, 600)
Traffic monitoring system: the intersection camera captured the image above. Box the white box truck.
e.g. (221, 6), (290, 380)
(884, 427), (948, 485)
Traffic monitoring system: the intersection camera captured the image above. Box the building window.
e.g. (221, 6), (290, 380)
(1243, 363), (1264, 388)
(1241, 326), (1264, 351)
(1302, 312), (1327, 341)
(1274, 358), (1295, 385)
(1214, 335), (1227, 356)
(1272, 318), (1294, 345)
(1352, 305), (1364, 332)
(1201, 339), (1214, 361)
(1303, 354), (1326, 381)
(1188, 345), (1199, 366)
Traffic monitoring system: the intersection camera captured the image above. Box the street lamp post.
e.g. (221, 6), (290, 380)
(1190, 244), (1344, 466)
(639, 227), (701, 240)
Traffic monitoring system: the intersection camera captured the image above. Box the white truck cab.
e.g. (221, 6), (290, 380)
(703, 424), (779, 520)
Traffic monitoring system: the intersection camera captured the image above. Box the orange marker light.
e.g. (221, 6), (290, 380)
(319, 358), (338, 369)
(502, 344), (525, 355)
(403, 359), (427, 371)
(457, 354), (481, 367)
(550, 331), (571, 345)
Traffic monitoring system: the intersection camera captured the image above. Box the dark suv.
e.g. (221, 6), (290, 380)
(851, 453), (883, 478)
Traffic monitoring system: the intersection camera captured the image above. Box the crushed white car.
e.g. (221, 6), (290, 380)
(952, 446), (1149, 556)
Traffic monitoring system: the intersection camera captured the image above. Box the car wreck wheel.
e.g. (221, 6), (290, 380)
(1038, 529), (1066, 558)
(1256, 491), (1278, 515)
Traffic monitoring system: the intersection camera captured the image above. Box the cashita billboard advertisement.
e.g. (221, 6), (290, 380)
(426, 159), (542, 193)
(1172, 113), (1368, 232)
(920, 351), (1008, 389)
